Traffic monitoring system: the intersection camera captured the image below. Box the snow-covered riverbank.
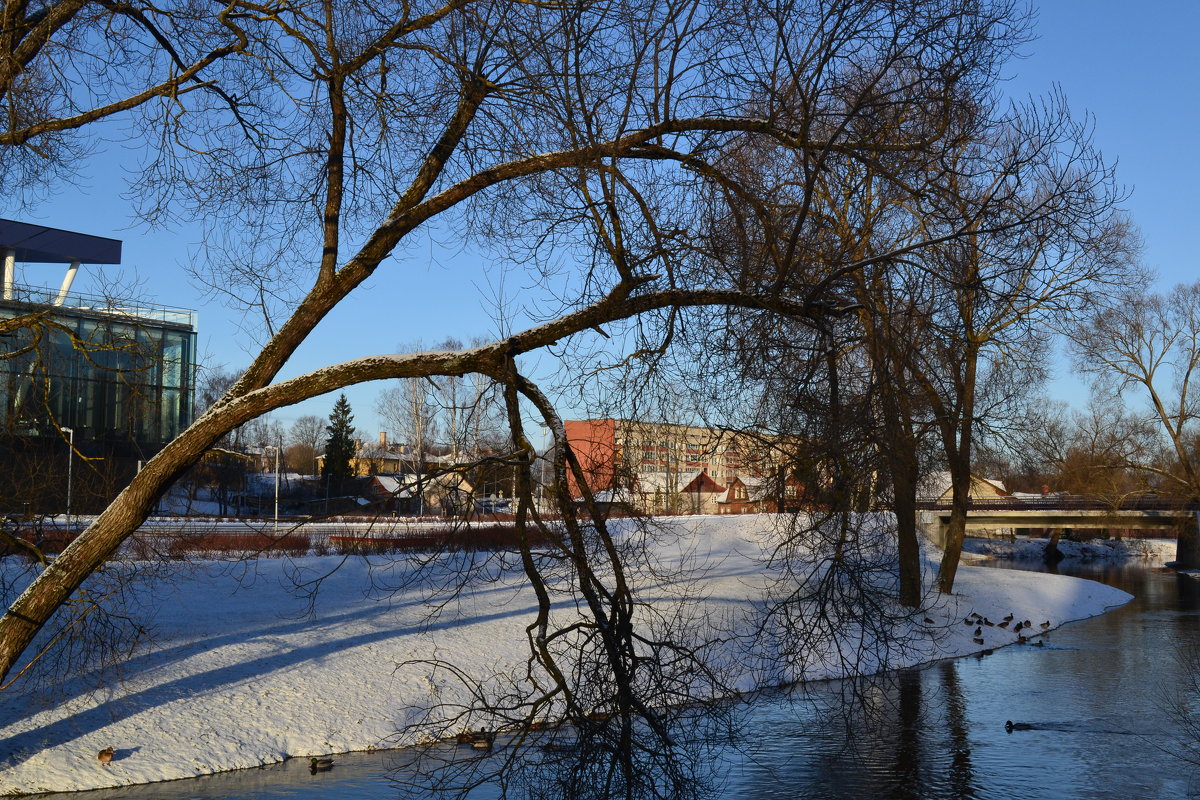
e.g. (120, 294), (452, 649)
(964, 534), (1177, 564)
(0, 516), (1138, 795)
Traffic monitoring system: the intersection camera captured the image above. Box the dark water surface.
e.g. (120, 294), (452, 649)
(36, 561), (1200, 799)
(729, 560), (1200, 799)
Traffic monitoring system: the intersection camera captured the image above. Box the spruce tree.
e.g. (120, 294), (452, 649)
(323, 393), (356, 484)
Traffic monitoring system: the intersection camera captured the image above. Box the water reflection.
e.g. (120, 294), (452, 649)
(387, 710), (733, 800)
(29, 562), (1200, 800)
(717, 560), (1200, 800)
(27, 749), (430, 800)
(724, 668), (977, 799)
(893, 668), (923, 799)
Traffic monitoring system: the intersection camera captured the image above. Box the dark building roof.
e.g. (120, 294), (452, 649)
(0, 219), (121, 264)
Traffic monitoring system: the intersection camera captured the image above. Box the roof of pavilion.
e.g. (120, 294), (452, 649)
(0, 219), (121, 264)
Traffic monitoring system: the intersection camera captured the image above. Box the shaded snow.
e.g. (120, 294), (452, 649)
(0, 516), (1133, 795)
(964, 535), (1177, 564)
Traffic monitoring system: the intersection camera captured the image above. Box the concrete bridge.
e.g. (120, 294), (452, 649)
(917, 497), (1200, 568)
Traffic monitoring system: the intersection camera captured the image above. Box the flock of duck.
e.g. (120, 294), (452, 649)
(456, 728), (498, 750)
(94, 727), (511, 774)
(962, 611), (1051, 646)
(961, 612), (1054, 735)
(95, 749), (337, 773)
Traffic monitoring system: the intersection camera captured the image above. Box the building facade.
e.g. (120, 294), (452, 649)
(0, 289), (196, 450)
(0, 220), (197, 512)
(564, 418), (788, 515)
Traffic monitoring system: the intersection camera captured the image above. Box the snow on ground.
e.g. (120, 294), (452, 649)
(0, 516), (1133, 795)
(964, 535), (1177, 565)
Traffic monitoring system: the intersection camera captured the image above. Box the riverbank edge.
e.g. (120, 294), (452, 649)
(0, 520), (1140, 795)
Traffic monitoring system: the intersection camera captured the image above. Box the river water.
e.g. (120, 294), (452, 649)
(34, 560), (1200, 799)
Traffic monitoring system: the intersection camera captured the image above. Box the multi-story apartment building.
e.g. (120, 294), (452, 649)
(564, 418), (788, 514)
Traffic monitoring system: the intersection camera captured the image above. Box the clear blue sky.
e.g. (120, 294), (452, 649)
(4, 1), (1195, 434)
(1003, 1), (1200, 407)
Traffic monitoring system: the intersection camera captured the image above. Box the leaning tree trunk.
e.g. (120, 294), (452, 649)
(936, 341), (979, 595)
(874, 367), (923, 607)
(889, 443), (923, 607)
(0, 286), (830, 686)
(860, 299), (925, 607)
(936, 456), (972, 594)
(0, 415), (222, 684)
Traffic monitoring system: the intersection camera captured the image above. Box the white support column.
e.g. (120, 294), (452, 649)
(53, 260), (80, 306)
(917, 511), (947, 549)
(2, 248), (14, 300)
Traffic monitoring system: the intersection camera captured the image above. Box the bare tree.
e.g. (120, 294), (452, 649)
(1074, 280), (1200, 565)
(430, 338), (466, 463)
(0, 1), (1047, 749)
(892, 95), (1135, 595)
(426, 337), (505, 464)
(460, 371), (507, 458)
(175, 365), (250, 514)
(997, 396), (1161, 501)
(287, 414), (324, 475)
(677, 86), (1131, 600)
(241, 413), (283, 455)
(0, 1), (244, 198)
(378, 376), (439, 514)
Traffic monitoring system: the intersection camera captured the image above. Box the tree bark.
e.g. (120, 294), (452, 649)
(889, 438), (923, 607)
(936, 455), (972, 595)
(1178, 515), (1200, 570)
(868, 328), (924, 607)
(936, 339), (979, 595)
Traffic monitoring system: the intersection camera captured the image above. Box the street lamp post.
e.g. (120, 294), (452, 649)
(273, 443), (280, 536)
(539, 426), (549, 513)
(62, 427), (73, 532)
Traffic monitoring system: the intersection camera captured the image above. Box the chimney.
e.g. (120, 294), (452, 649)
(380, 431), (388, 446)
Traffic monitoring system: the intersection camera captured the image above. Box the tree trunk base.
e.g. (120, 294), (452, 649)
(1044, 528), (1064, 565)
(1175, 514), (1200, 570)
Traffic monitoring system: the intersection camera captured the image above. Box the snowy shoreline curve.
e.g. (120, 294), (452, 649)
(0, 516), (1136, 795)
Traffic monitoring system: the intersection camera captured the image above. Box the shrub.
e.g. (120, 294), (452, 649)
(328, 524), (554, 555)
(161, 531), (312, 559)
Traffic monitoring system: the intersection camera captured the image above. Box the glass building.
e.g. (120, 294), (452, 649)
(0, 220), (196, 456)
